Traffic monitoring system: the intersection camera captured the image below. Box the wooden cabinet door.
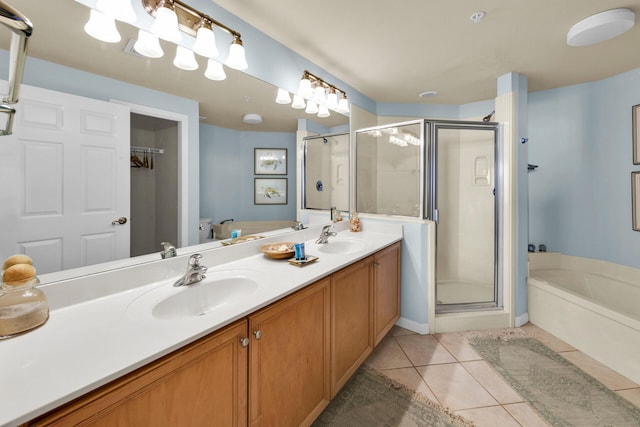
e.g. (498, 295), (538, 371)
(330, 257), (373, 397)
(29, 320), (249, 427)
(373, 242), (401, 346)
(248, 279), (331, 427)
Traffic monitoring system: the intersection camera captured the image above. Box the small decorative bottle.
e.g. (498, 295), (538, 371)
(0, 256), (49, 339)
(349, 212), (361, 232)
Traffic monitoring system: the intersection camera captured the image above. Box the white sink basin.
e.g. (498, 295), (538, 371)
(127, 270), (259, 321)
(314, 239), (367, 255)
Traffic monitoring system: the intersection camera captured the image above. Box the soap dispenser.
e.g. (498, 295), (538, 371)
(0, 255), (49, 339)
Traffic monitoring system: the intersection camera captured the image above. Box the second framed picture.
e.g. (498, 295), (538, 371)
(255, 178), (287, 205)
(255, 148), (287, 175)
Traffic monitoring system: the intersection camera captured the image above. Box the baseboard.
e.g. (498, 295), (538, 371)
(515, 312), (529, 327)
(395, 317), (429, 335)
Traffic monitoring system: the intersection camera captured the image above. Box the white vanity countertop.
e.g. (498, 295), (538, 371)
(0, 223), (402, 427)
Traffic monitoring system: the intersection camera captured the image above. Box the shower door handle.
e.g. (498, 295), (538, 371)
(433, 209), (439, 224)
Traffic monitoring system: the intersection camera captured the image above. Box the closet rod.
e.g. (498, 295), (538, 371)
(130, 145), (164, 155)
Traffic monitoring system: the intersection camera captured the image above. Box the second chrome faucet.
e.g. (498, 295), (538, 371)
(174, 254), (208, 287)
(316, 225), (337, 244)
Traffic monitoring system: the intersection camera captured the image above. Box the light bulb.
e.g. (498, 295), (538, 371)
(173, 46), (198, 70)
(226, 37), (248, 70)
(150, 3), (181, 43)
(84, 9), (121, 43)
(204, 59), (226, 80)
(193, 21), (219, 58)
(305, 101), (318, 115)
(317, 104), (330, 118)
(134, 29), (163, 58)
(337, 96), (350, 114)
(97, 0), (136, 23)
(326, 91), (338, 110)
(313, 86), (326, 105)
(291, 94), (306, 109)
(275, 88), (292, 104)
(298, 77), (313, 99)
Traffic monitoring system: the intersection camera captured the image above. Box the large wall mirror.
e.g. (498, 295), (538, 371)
(0, 0), (348, 279)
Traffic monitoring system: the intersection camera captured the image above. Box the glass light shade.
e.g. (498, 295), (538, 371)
(134, 29), (163, 58)
(337, 97), (350, 114)
(84, 9), (121, 43)
(193, 25), (219, 58)
(204, 59), (226, 81)
(291, 94), (306, 109)
(326, 91), (339, 110)
(313, 86), (326, 105)
(173, 46), (198, 70)
(298, 78), (313, 99)
(97, 0), (136, 23)
(317, 104), (330, 118)
(305, 101), (318, 115)
(275, 88), (292, 104)
(150, 5), (181, 43)
(226, 40), (248, 70)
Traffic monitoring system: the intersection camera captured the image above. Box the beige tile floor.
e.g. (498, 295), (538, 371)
(364, 323), (640, 427)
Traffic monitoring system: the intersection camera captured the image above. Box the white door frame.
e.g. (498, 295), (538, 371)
(111, 100), (190, 248)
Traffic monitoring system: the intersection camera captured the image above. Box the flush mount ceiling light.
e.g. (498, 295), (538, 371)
(243, 113), (262, 124)
(418, 90), (438, 98)
(276, 70), (350, 118)
(567, 8), (635, 47)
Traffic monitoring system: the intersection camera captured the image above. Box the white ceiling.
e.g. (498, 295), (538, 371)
(2, 1), (639, 131)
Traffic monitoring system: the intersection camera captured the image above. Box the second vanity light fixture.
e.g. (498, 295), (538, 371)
(83, 0), (248, 82)
(275, 70), (350, 118)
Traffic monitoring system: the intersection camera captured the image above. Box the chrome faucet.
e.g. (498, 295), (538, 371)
(316, 225), (337, 244)
(160, 241), (177, 259)
(291, 221), (307, 231)
(174, 254), (208, 287)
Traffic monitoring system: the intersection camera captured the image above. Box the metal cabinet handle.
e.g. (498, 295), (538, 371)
(253, 330), (262, 340)
(111, 217), (127, 225)
(240, 337), (250, 348)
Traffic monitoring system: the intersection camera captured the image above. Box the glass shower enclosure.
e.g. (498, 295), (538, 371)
(355, 120), (502, 314)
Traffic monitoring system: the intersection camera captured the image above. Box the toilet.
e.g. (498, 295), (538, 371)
(199, 218), (213, 243)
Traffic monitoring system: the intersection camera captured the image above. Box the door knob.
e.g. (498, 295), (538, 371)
(240, 337), (250, 348)
(253, 330), (263, 340)
(112, 217), (127, 225)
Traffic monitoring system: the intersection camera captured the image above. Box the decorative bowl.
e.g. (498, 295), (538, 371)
(259, 242), (296, 259)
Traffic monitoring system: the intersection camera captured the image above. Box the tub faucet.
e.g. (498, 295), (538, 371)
(174, 254), (208, 287)
(160, 241), (177, 259)
(316, 225), (337, 244)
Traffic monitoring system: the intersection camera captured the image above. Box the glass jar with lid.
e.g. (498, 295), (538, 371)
(0, 258), (49, 339)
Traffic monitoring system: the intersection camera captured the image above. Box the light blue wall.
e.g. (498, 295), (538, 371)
(0, 51), (202, 246)
(199, 124), (297, 223)
(529, 68), (640, 269)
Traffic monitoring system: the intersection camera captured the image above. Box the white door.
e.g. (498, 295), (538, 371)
(0, 83), (130, 274)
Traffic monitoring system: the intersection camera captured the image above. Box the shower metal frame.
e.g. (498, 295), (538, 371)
(426, 120), (503, 314)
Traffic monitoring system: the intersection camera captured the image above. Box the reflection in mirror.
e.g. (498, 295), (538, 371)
(303, 133), (349, 212)
(356, 121), (422, 217)
(0, 0), (349, 281)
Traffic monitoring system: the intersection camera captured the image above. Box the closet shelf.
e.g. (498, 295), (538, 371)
(131, 145), (164, 155)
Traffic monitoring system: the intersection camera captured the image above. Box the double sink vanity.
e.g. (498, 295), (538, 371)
(2, 221), (402, 426)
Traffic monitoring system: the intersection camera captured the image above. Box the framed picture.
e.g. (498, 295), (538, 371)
(633, 172), (640, 231)
(254, 148), (287, 175)
(633, 105), (640, 165)
(255, 178), (287, 205)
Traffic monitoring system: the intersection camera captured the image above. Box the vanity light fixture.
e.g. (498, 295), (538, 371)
(276, 70), (349, 118)
(83, 0), (249, 82)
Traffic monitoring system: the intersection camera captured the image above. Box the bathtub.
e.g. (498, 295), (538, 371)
(528, 252), (640, 385)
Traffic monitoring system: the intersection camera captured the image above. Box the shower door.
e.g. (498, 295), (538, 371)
(428, 121), (502, 313)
